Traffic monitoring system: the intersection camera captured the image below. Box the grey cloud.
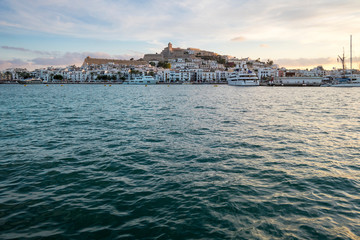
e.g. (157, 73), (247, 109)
(0, 51), (144, 70)
(2, 46), (31, 52)
(2, 46), (55, 55)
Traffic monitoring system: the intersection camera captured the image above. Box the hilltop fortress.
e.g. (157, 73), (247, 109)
(81, 43), (220, 67)
(144, 42), (218, 62)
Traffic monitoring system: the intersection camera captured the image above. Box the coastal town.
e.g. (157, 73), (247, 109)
(1, 42), (359, 86)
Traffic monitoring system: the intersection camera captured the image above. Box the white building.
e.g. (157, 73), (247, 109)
(202, 71), (217, 82)
(158, 69), (191, 82)
(257, 67), (275, 80)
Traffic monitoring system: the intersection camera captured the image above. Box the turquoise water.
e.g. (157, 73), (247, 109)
(0, 85), (359, 239)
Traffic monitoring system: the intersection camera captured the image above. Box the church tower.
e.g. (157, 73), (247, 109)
(168, 42), (173, 52)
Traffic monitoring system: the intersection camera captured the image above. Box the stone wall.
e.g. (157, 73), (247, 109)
(83, 57), (148, 66)
(143, 54), (164, 62)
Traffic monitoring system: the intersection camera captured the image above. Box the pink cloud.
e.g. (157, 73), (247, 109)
(231, 36), (246, 42)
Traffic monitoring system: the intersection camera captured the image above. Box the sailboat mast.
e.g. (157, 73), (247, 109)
(342, 48), (345, 75)
(350, 35), (352, 77)
(337, 47), (346, 77)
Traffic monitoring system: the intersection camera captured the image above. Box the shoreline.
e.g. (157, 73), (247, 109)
(0, 80), (323, 87)
(0, 82), (324, 87)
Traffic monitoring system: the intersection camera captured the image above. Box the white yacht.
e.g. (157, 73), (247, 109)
(331, 77), (360, 87)
(227, 71), (259, 86)
(123, 76), (157, 85)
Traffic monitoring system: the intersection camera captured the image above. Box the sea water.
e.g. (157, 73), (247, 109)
(0, 85), (359, 239)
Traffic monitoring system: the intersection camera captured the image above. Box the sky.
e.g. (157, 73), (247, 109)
(0, 0), (360, 70)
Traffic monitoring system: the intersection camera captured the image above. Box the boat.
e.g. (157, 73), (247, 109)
(331, 77), (360, 87)
(123, 76), (157, 85)
(329, 35), (360, 87)
(227, 70), (259, 86)
(273, 77), (322, 86)
(17, 78), (43, 84)
(320, 76), (335, 87)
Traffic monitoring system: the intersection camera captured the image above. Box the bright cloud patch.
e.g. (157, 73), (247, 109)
(275, 57), (335, 68)
(231, 36), (246, 42)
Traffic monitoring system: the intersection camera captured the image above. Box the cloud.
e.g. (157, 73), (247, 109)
(1, 0), (360, 67)
(231, 36), (246, 42)
(275, 57), (335, 68)
(0, 58), (32, 70)
(0, 50), (143, 70)
(0, 20), (22, 28)
(2, 0), (357, 43)
(2, 46), (31, 52)
(260, 44), (269, 48)
(1, 46), (56, 56)
(31, 51), (142, 66)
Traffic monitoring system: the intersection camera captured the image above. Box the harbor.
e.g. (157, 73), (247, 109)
(1, 1), (360, 239)
(2, 38), (360, 87)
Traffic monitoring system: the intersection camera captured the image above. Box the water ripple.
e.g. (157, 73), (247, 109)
(0, 85), (359, 239)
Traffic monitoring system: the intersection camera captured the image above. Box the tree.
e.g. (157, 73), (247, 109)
(266, 59), (274, 66)
(4, 71), (12, 80)
(129, 69), (141, 80)
(96, 75), (106, 81)
(317, 65), (324, 71)
(116, 71), (123, 82)
(225, 62), (235, 68)
(157, 61), (171, 69)
(216, 56), (226, 64)
(130, 69), (140, 75)
(53, 74), (63, 80)
(19, 72), (31, 79)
